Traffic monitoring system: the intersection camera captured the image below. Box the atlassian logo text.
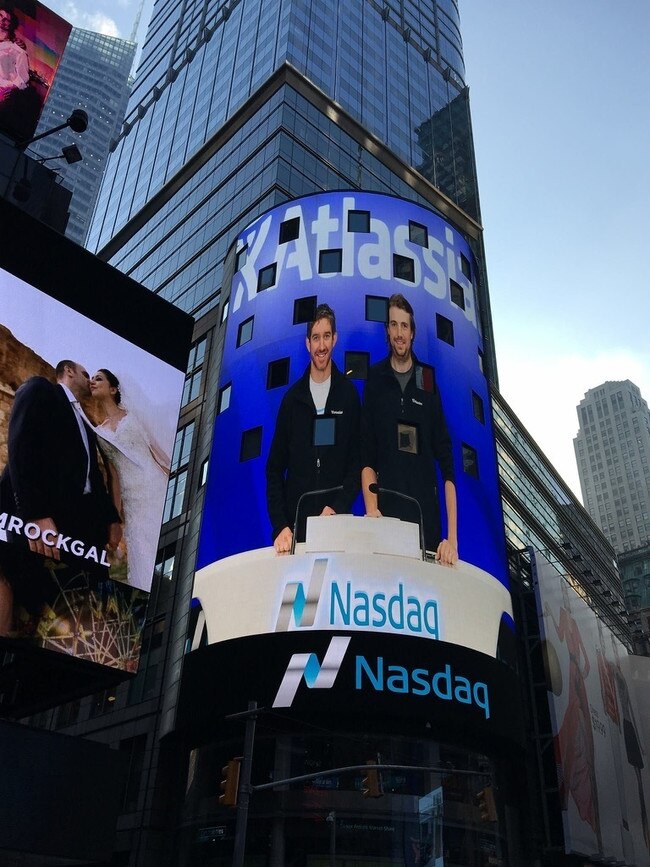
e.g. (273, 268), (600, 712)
(273, 636), (351, 708)
(356, 656), (490, 719)
(275, 559), (439, 639)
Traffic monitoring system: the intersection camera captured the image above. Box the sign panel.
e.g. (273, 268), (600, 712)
(194, 192), (511, 654)
(0, 1), (71, 142)
(0, 200), (191, 673)
(533, 549), (650, 866)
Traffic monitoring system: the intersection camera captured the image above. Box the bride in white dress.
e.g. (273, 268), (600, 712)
(90, 369), (169, 591)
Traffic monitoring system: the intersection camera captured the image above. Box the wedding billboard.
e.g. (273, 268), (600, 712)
(0, 199), (191, 679)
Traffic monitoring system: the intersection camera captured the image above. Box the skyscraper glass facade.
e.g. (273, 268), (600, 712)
(575, 380), (650, 553)
(88, 0), (491, 362)
(30, 29), (135, 245)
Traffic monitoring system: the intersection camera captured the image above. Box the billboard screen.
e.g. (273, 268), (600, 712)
(0, 1), (71, 142)
(0, 199), (191, 675)
(183, 192), (519, 741)
(533, 549), (650, 865)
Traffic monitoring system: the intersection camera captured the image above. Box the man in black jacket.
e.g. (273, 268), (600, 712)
(361, 294), (458, 565)
(0, 360), (122, 633)
(266, 304), (360, 553)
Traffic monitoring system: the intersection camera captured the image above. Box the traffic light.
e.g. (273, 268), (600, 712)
(476, 785), (497, 822)
(219, 758), (241, 807)
(361, 759), (383, 798)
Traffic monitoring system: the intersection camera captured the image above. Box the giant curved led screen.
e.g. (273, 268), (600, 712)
(185, 192), (518, 741)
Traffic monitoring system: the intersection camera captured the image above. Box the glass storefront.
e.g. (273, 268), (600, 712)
(178, 730), (508, 866)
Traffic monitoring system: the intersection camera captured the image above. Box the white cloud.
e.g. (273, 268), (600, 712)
(83, 12), (120, 37)
(496, 342), (650, 502)
(49, 2), (121, 37)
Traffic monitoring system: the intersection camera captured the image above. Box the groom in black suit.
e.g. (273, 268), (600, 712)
(0, 359), (121, 570)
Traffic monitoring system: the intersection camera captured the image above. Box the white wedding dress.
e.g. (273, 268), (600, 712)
(96, 413), (168, 592)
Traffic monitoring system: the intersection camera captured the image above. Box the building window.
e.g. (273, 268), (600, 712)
(393, 254), (415, 282)
(154, 545), (176, 581)
(257, 263), (276, 291)
(462, 443), (479, 479)
(345, 351), (370, 380)
(279, 217), (300, 243)
(235, 246), (247, 271)
(267, 357), (290, 389)
(237, 316), (254, 346)
(460, 252), (471, 279)
(218, 382), (232, 413)
(90, 687), (117, 718)
(294, 295), (317, 324)
(365, 295), (388, 323)
(348, 209), (370, 232)
(472, 392), (485, 424)
(450, 279), (465, 310)
(220, 298), (229, 323)
(181, 336), (207, 406)
(163, 470), (187, 521)
(199, 458), (209, 487)
(171, 422), (195, 473)
(240, 426), (263, 461)
(319, 249), (343, 274)
(436, 313), (454, 346)
(408, 220), (428, 247)
(120, 734), (147, 813)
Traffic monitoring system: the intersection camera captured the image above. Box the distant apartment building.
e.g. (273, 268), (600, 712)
(574, 380), (650, 553)
(29, 28), (135, 245)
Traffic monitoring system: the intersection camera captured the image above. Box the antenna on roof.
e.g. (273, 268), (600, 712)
(130, 0), (146, 43)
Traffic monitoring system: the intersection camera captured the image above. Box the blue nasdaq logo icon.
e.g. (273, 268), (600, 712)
(272, 636), (351, 708)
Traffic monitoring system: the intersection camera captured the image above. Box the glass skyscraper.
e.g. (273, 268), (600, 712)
(35, 3), (636, 864)
(29, 28), (136, 245)
(88, 0), (494, 373)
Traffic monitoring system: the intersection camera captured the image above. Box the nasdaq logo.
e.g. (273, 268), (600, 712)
(275, 559), (439, 639)
(276, 558), (328, 630)
(272, 636), (351, 708)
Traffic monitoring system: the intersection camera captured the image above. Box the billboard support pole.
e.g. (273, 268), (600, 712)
(232, 700), (257, 867)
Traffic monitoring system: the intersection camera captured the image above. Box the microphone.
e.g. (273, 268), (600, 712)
(290, 485), (344, 554)
(368, 483), (425, 561)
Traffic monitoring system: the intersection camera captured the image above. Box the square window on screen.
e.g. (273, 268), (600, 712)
(237, 316), (254, 346)
(393, 254), (415, 282)
(267, 357), (290, 389)
(218, 382), (232, 413)
(408, 220), (428, 247)
(462, 443), (479, 479)
(348, 209), (370, 232)
(450, 279), (465, 310)
(345, 351), (369, 380)
(365, 295), (388, 323)
(460, 252), (471, 279)
(235, 246), (247, 271)
(294, 295), (317, 324)
(257, 263), (277, 291)
(240, 426), (263, 462)
(472, 391), (485, 424)
(319, 249), (343, 274)
(436, 313), (454, 346)
(313, 416), (336, 447)
(279, 217), (300, 243)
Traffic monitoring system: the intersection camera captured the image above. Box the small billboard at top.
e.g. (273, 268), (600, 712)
(0, 0), (71, 142)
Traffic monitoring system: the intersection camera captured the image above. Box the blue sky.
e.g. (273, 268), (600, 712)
(43, 0), (650, 499)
